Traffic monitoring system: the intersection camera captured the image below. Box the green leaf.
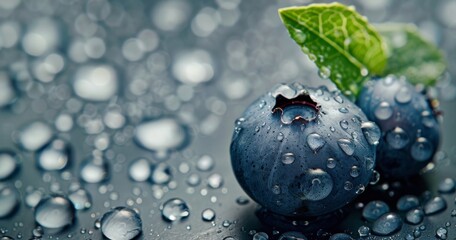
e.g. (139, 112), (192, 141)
(377, 23), (446, 86)
(278, 3), (387, 97)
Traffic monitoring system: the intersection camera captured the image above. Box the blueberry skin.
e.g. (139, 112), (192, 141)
(357, 76), (440, 178)
(230, 83), (378, 217)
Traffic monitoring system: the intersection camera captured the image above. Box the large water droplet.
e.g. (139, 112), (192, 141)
(196, 155), (214, 172)
(134, 118), (190, 158)
(79, 155), (109, 183)
(337, 138), (355, 156)
(411, 137), (434, 162)
(396, 195), (419, 211)
(128, 158), (151, 182)
(436, 227), (448, 239)
(101, 207), (142, 240)
(0, 185), (19, 218)
(73, 64), (118, 101)
(424, 196), (447, 215)
(0, 151), (18, 180)
(307, 133), (326, 153)
(300, 169), (333, 201)
(386, 127), (409, 149)
(361, 121), (381, 145)
(16, 121), (53, 151)
(362, 201), (390, 222)
(374, 102), (393, 120)
(395, 87), (412, 104)
(281, 105), (317, 124)
(372, 213), (403, 236)
(161, 198), (190, 222)
(201, 208), (216, 222)
(34, 195), (75, 229)
(68, 188), (92, 210)
(405, 208), (424, 225)
(36, 139), (71, 171)
(151, 163), (172, 184)
(172, 49), (214, 85)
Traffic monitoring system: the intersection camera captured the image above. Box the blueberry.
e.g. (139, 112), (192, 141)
(357, 76), (440, 178)
(230, 83), (378, 217)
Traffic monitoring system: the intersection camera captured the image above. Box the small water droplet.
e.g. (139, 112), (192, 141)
(411, 137), (434, 162)
(68, 188), (92, 210)
(161, 198), (190, 222)
(338, 138), (355, 156)
(438, 178), (455, 193)
(369, 170), (380, 185)
(277, 132), (284, 142)
(350, 166), (360, 177)
(151, 163), (172, 185)
(307, 133), (326, 153)
(358, 225), (370, 237)
(0, 151), (19, 180)
(372, 213), (403, 236)
(128, 158), (151, 182)
(281, 153), (295, 165)
(386, 127), (409, 149)
(272, 185), (281, 195)
(339, 120), (349, 130)
(318, 67), (331, 79)
(362, 201), (390, 222)
(79, 155), (109, 183)
(101, 207), (142, 240)
(374, 101), (393, 120)
(327, 158), (336, 169)
(405, 208), (424, 225)
(36, 139), (71, 171)
(0, 185), (19, 218)
(395, 87), (412, 104)
(435, 227), (448, 239)
(424, 196), (447, 215)
(201, 208), (216, 222)
(361, 121), (381, 145)
(344, 181), (353, 191)
(34, 195), (75, 229)
(338, 107), (349, 113)
(207, 173), (223, 189)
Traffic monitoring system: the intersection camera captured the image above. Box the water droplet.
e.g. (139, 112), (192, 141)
(0, 72), (17, 108)
(355, 184), (365, 194)
(338, 107), (349, 113)
(358, 225), (370, 237)
(207, 173), (223, 189)
(196, 155), (214, 171)
(374, 102), (393, 120)
(128, 158), (151, 182)
(362, 201), (390, 222)
(16, 121), (53, 151)
(329, 233), (353, 240)
(338, 138), (355, 156)
(68, 188), (92, 210)
(411, 137), (434, 162)
(339, 120), (349, 130)
(424, 196), (447, 215)
(253, 232), (269, 240)
(25, 189), (44, 208)
(360, 67), (369, 77)
(290, 28), (306, 44)
(421, 111), (436, 128)
(318, 67), (331, 79)
(372, 213), (403, 236)
(396, 195), (420, 211)
(334, 95), (344, 104)
(0, 151), (18, 180)
(344, 181), (353, 191)
(277, 132), (284, 141)
(73, 64), (118, 101)
(201, 208), (216, 222)
(350, 166), (360, 178)
(395, 87), (412, 104)
(272, 185), (281, 195)
(370, 170), (380, 185)
(278, 231), (308, 240)
(281, 105), (318, 124)
(365, 157), (375, 170)
(255, 126), (260, 132)
(361, 121), (381, 145)
(151, 163), (172, 185)
(330, 126), (335, 132)
(236, 197), (249, 205)
(386, 127), (409, 149)
(101, 207), (142, 240)
(34, 195), (75, 229)
(0, 185), (19, 218)
(435, 227), (448, 239)
(307, 133), (326, 153)
(36, 139), (71, 171)
(299, 169), (333, 201)
(79, 155), (109, 183)
(438, 178), (455, 193)
(134, 118), (190, 158)
(327, 158), (336, 169)
(281, 153), (295, 165)
(161, 198), (190, 222)
(186, 173), (201, 186)
(172, 49), (214, 85)
(405, 208), (424, 225)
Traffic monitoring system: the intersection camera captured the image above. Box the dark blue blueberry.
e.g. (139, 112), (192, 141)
(357, 76), (440, 178)
(231, 83), (378, 217)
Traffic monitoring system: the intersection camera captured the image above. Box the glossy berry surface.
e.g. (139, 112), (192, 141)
(357, 76), (440, 178)
(230, 83), (379, 217)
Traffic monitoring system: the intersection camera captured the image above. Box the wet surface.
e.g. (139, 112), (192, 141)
(0, 0), (456, 239)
